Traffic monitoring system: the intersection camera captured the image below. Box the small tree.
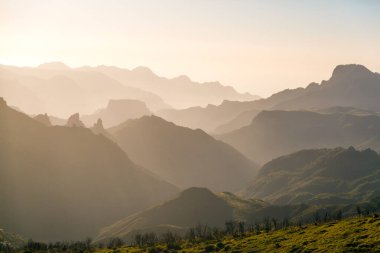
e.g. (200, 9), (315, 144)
(356, 206), (362, 216)
(238, 221), (245, 236)
(336, 210), (343, 220)
(225, 221), (236, 236)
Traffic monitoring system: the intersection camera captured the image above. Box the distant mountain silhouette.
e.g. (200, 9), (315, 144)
(33, 113), (52, 127)
(0, 64), (169, 117)
(272, 64), (380, 111)
(90, 118), (115, 141)
(241, 147), (380, 205)
(0, 98), (178, 241)
(82, 99), (152, 128)
(158, 64), (380, 132)
(213, 109), (260, 134)
(156, 100), (259, 132)
(82, 65), (259, 109)
(66, 113), (85, 127)
(38, 62), (70, 70)
(219, 110), (380, 164)
(108, 115), (258, 192)
(49, 115), (67, 126)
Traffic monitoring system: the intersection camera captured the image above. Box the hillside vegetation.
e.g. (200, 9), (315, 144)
(95, 215), (380, 252)
(241, 147), (380, 205)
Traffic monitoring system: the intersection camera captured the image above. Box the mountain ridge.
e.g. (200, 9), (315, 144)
(108, 115), (258, 192)
(0, 98), (178, 241)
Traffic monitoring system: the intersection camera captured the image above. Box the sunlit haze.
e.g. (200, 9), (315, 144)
(1, 0), (380, 97)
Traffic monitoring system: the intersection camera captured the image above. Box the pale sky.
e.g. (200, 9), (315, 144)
(1, 0), (380, 97)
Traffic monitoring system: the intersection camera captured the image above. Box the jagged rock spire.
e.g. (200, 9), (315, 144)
(66, 113), (85, 127)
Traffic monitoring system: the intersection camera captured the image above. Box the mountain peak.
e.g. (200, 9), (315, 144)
(38, 62), (70, 70)
(331, 64), (373, 80)
(132, 66), (155, 75)
(172, 75), (191, 82)
(179, 187), (215, 199)
(0, 97), (7, 107)
(33, 113), (52, 127)
(92, 118), (104, 131)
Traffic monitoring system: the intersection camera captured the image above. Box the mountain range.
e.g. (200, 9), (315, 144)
(0, 98), (178, 241)
(219, 109), (380, 164)
(0, 62), (257, 118)
(158, 64), (380, 133)
(108, 115), (258, 192)
(2, 62), (380, 244)
(80, 65), (259, 109)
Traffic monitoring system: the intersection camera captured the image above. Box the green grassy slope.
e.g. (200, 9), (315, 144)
(97, 215), (380, 252)
(241, 147), (380, 205)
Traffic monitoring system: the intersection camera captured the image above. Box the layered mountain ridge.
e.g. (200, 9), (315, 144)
(0, 98), (178, 241)
(108, 115), (258, 192)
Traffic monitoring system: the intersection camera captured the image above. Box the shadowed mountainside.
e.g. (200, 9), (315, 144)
(0, 98), (178, 241)
(108, 115), (258, 192)
(219, 110), (380, 164)
(241, 147), (380, 205)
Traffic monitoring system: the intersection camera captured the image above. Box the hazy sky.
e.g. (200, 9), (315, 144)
(1, 0), (380, 97)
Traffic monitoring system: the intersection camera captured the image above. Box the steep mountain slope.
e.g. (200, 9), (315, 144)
(158, 64), (380, 132)
(82, 99), (152, 128)
(212, 109), (260, 134)
(219, 110), (380, 164)
(108, 116), (258, 192)
(0, 98), (178, 241)
(83, 65), (259, 109)
(0, 64), (168, 117)
(241, 147), (380, 205)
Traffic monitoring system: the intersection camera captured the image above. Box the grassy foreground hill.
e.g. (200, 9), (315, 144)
(95, 215), (380, 252)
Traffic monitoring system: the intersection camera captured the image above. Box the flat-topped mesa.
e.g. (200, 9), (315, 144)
(66, 113), (85, 127)
(107, 99), (148, 111)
